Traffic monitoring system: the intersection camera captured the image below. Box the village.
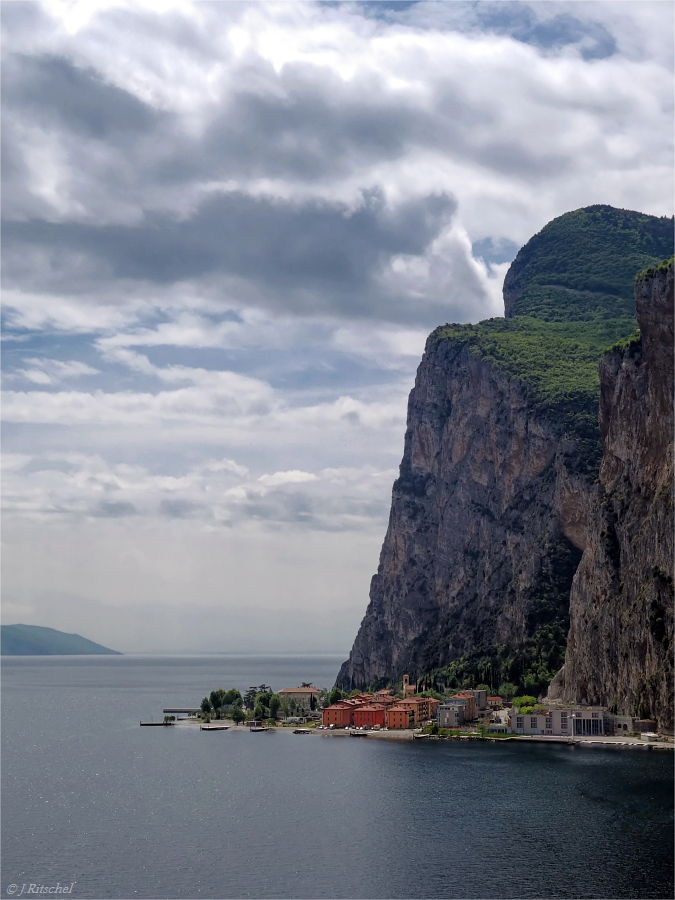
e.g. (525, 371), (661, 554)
(316, 675), (667, 742)
(158, 675), (671, 746)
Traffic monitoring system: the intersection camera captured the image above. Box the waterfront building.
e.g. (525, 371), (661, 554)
(386, 706), (415, 729)
(278, 686), (321, 711)
(353, 704), (386, 728)
(487, 696), (503, 709)
(437, 700), (466, 729)
(399, 696), (440, 724)
(510, 705), (608, 736)
(322, 702), (356, 727)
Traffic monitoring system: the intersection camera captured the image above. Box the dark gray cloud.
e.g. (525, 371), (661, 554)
(3, 188), (463, 323)
(2, 54), (163, 140)
(92, 500), (137, 517)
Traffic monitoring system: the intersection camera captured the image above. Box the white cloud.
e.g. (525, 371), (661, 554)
(1, 0), (672, 651)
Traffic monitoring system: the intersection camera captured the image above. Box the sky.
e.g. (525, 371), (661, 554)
(2, 0), (673, 655)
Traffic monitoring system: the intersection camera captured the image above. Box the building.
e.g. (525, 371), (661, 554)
(322, 702), (355, 727)
(400, 696), (440, 724)
(449, 692), (477, 721)
(374, 690), (397, 707)
(279, 686), (321, 712)
(437, 700), (466, 729)
(465, 689), (488, 711)
(353, 704), (386, 728)
(387, 706), (415, 729)
(402, 674), (416, 697)
(487, 696), (503, 709)
(510, 705), (607, 736)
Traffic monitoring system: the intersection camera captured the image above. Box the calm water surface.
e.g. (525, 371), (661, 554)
(2, 656), (673, 899)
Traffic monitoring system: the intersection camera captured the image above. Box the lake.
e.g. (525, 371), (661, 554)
(2, 656), (673, 899)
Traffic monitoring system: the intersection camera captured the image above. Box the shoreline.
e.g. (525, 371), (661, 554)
(172, 720), (674, 748)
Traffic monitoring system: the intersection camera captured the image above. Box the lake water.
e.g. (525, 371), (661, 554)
(2, 656), (673, 900)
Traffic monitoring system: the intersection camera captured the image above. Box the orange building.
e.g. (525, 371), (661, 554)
(353, 704), (386, 728)
(399, 696), (440, 725)
(322, 702), (354, 727)
(386, 705), (414, 729)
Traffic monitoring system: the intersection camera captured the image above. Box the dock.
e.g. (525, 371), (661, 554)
(140, 721), (173, 726)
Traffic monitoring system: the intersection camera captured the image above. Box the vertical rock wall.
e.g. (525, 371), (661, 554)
(337, 337), (588, 689)
(553, 263), (674, 730)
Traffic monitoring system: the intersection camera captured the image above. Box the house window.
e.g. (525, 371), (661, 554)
(545, 718), (553, 729)
(530, 718), (538, 729)
(516, 717), (524, 728)
(592, 712), (599, 719)
(592, 719), (600, 735)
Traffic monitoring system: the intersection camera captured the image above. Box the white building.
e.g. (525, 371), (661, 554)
(510, 705), (608, 736)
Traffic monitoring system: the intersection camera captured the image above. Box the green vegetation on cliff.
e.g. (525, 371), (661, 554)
(431, 207), (674, 460)
(502, 205), (674, 316)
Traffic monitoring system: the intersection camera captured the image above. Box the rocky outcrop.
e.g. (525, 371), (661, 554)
(551, 263), (674, 730)
(337, 335), (588, 689)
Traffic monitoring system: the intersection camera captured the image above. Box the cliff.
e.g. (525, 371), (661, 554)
(550, 260), (674, 731)
(338, 206), (673, 695)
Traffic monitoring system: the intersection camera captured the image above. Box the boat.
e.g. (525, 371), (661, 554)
(140, 721), (174, 726)
(249, 726), (271, 732)
(200, 724), (230, 731)
(293, 728), (313, 735)
(349, 730), (369, 737)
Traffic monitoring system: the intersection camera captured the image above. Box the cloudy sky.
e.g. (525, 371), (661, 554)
(2, 0), (673, 655)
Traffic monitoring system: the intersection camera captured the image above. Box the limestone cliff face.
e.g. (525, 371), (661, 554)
(552, 264), (674, 730)
(337, 336), (588, 689)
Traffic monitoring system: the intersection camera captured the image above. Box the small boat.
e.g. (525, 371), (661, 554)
(249, 726), (271, 732)
(140, 721), (174, 726)
(293, 728), (313, 735)
(200, 724), (230, 731)
(349, 730), (369, 737)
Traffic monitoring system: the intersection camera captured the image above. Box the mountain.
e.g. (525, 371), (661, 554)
(337, 205), (673, 705)
(1, 624), (122, 656)
(548, 258), (674, 730)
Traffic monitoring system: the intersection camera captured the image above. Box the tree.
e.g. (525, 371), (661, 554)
(327, 687), (344, 705)
(476, 684), (490, 692)
(498, 682), (517, 700)
(269, 694), (281, 720)
(200, 696), (212, 715)
(244, 687), (259, 709)
(279, 698), (291, 719)
(231, 706), (246, 725)
(512, 695), (537, 710)
(254, 701), (264, 721)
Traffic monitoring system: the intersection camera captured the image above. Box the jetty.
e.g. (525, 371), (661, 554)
(140, 721), (174, 727)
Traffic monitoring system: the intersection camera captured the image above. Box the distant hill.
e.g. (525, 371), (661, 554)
(1, 624), (122, 656)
